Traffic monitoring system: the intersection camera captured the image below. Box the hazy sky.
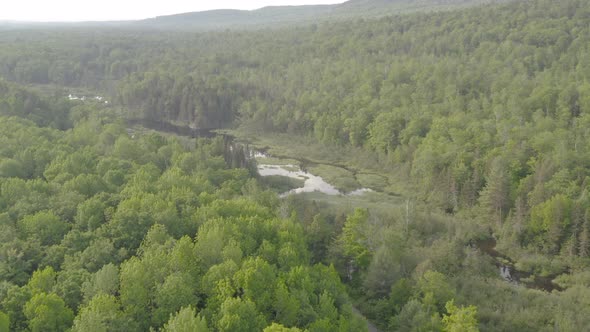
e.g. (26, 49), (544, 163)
(1, 0), (346, 22)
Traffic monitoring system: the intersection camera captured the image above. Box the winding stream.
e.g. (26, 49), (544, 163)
(68, 93), (109, 104)
(257, 164), (341, 196)
(126, 118), (374, 197)
(256, 160), (373, 197)
(127, 118), (565, 293)
(475, 239), (562, 292)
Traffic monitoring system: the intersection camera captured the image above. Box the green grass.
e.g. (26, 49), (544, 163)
(226, 128), (352, 165)
(356, 173), (388, 192)
(307, 164), (360, 193)
(259, 175), (305, 193)
(255, 156), (300, 169)
(298, 190), (406, 213)
(227, 128), (417, 196)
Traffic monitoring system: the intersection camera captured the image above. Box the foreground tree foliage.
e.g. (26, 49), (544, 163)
(24, 293), (74, 332)
(442, 300), (479, 332)
(0, 91), (365, 331)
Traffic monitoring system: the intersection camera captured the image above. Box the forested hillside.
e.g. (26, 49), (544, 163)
(0, 0), (509, 31)
(1, 0), (590, 331)
(139, 0), (507, 30)
(0, 82), (372, 331)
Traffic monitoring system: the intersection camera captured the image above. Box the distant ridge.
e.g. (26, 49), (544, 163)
(138, 5), (334, 30)
(0, 0), (516, 31)
(137, 0), (515, 30)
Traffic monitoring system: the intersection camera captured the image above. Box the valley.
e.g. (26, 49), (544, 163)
(1, 0), (590, 331)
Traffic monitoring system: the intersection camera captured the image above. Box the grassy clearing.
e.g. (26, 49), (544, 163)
(356, 173), (388, 192)
(228, 129), (341, 163)
(307, 164), (360, 192)
(255, 156), (300, 168)
(260, 175), (305, 193)
(298, 191), (406, 213)
(227, 128), (417, 197)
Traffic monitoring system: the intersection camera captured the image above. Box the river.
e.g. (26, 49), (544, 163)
(256, 158), (374, 197)
(475, 238), (562, 292)
(128, 118), (564, 295)
(127, 119), (375, 197)
(68, 93), (109, 104)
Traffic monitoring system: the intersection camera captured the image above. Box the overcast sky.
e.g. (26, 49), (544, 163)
(1, 0), (346, 22)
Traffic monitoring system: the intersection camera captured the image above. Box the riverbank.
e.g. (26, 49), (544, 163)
(129, 122), (579, 331)
(221, 128), (414, 197)
(229, 128), (575, 291)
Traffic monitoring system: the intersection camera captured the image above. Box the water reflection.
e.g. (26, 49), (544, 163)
(121, 117), (373, 198)
(68, 94), (109, 104)
(256, 162), (373, 197)
(475, 238), (562, 292)
(500, 266), (514, 283)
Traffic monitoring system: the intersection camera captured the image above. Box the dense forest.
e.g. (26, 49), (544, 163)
(1, 0), (590, 331)
(0, 83), (372, 331)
